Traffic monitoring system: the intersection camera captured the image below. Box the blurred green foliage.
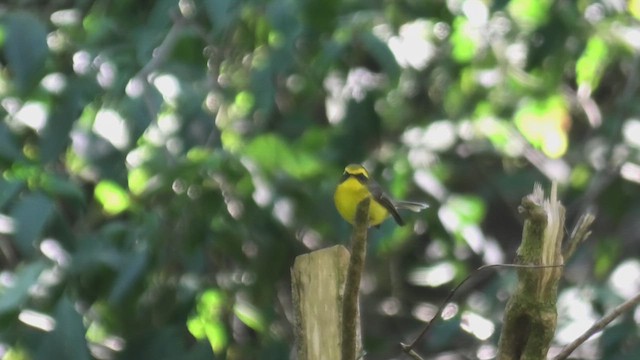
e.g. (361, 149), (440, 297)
(0, 0), (639, 359)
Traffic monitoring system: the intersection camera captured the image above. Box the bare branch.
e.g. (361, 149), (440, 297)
(553, 292), (640, 360)
(400, 263), (563, 358)
(341, 198), (369, 360)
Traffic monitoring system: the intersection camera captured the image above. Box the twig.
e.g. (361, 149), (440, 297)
(400, 263), (563, 358)
(341, 198), (370, 360)
(135, 11), (189, 82)
(400, 344), (425, 360)
(563, 212), (595, 260)
(552, 291), (640, 360)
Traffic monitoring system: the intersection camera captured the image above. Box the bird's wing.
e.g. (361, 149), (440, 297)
(368, 180), (405, 226)
(394, 200), (429, 212)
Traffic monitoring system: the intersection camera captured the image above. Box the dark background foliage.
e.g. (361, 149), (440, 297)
(1, 0), (639, 359)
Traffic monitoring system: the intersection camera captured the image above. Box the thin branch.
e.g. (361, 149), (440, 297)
(400, 263), (564, 358)
(552, 291), (640, 360)
(135, 11), (189, 82)
(342, 198), (370, 360)
(399, 344), (425, 360)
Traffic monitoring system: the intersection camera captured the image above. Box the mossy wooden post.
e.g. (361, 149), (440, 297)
(497, 183), (564, 360)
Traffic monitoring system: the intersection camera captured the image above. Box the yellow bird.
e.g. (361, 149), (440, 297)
(334, 164), (428, 227)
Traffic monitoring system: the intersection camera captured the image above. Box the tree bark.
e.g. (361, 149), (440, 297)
(497, 183), (564, 360)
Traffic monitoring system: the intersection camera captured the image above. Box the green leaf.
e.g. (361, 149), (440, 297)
(600, 317), (638, 358)
(71, 235), (123, 273)
(447, 195), (486, 225)
(109, 251), (148, 304)
(360, 31), (400, 80)
(122, 326), (199, 360)
(594, 237), (620, 279)
(508, 0), (552, 29)
(40, 174), (85, 204)
(300, 0), (338, 33)
(188, 289), (228, 355)
(11, 193), (55, 258)
(0, 121), (23, 161)
(0, 261), (46, 315)
(119, 90), (162, 141)
(94, 180), (131, 215)
(631, 0), (640, 20)
(234, 301), (265, 333)
(40, 80), (93, 163)
(244, 134), (323, 179)
(1, 12), (49, 94)
(576, 36), (609, 90)
(35, 296), (91, 360)
(203, 0), (237, 33)
(450, 17), (476, 63)
(514, 95), (569, 158)
(251, 69), (276, 115)
(0, 178), (24, 209)
(128, 167), (150, 196)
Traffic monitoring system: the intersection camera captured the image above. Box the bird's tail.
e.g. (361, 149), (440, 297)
(394, 200), (429, 212)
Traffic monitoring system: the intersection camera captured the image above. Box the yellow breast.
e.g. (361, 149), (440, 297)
(334, 177), (390, 226)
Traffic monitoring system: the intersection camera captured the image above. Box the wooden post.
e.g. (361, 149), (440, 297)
(291, 245), (361, 360)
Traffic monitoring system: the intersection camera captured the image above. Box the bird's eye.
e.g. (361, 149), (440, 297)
(355, 174), (368, 182)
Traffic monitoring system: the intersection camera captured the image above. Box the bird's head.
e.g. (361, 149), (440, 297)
(342, 164), (370, 183)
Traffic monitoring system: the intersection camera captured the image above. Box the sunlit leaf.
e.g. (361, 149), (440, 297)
(234, 301), (266, 333)
(221, 130), (243, 153)
(450, 17), (476, 63)
(94, 180), (131, 215)
(570, 165), (591, 189)
(3, 347), (30, 360)
(576, 36), (609, 91)
(244, 134), (323, 179)
(128, 167), (150, 196)
(631, 0), (640, 20)
(514, 95), (570, 158)
(82, 7), (117, 44)
(233, 91), (255, 117)
(188, 289), (228, 354)
(447, 195), (486, 225)
(508, 0), (552, 29)
(474, 117), (512, 152)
